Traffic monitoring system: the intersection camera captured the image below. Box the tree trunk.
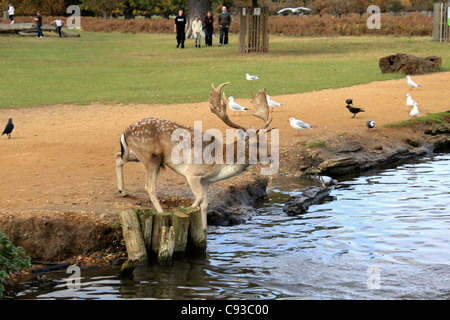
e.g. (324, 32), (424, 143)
(186, 0), (211, 38)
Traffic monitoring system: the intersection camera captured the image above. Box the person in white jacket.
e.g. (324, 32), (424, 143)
(8, 3), (14, 24)
(192, 15), (203, 48)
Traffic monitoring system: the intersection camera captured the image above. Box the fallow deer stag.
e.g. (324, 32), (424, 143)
(116, 82), (274, 232)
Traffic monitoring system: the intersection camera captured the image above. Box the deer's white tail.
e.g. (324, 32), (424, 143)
(119, 133), (129, 161)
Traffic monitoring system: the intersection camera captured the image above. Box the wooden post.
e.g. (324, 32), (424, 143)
(118, 209), (148, 275)
(172, 207), (191, 253)
(157, 226), (175, 266)
(151, 212), (171, 254)
(433, 2), (449, 42)
(137, 208), (154, 255)
(239, 7), (269, 53)
(186, 206), (207, 252)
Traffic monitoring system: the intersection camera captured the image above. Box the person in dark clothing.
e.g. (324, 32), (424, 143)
(35, 11), (44, 38)
(174, 9), (187, 48)
(203, 11), (214, 47)
(218, 6), (231, 46)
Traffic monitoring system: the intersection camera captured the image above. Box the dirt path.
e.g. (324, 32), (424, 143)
(1, 72), (449, 222)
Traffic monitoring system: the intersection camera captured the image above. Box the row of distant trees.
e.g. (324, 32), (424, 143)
(1, 0), (440, 19)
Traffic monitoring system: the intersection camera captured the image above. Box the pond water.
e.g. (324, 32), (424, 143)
(16, 153), (450, 300)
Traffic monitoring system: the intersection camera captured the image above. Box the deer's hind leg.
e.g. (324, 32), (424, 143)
(144, 162), (164, 213)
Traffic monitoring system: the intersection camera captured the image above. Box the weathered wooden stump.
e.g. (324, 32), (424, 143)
(172, 207), (191, 253)
(118, 206), (205, 275)
(379, 53), (442, 75)
(157, 226), (175, 266)
(151, 212), (171, 254)
(118, 209), (148, 276)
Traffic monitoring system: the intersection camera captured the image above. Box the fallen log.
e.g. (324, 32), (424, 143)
(283, 187), (332, 216)
(0, 23), (80, 37)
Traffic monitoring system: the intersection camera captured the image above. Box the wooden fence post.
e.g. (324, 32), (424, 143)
(239, 7), (269, 53)
(433, 2), (449, 42)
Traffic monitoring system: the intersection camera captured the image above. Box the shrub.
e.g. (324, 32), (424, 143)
(2, 13), (433, 37)
(0, 231), (31, 298)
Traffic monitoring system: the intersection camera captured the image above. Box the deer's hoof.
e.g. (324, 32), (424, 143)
(119, 190), (128, 197)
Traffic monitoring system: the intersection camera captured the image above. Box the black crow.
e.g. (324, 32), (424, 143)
(346, 104), (365, 118)
(2, 118), (14, 139)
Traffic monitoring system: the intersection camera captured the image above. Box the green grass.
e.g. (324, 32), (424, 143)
(307, 141), (327, 148)
(383, 112), (450, 127)
(1, 32), (450, 108)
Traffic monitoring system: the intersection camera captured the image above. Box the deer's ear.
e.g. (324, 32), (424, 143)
(237, 129), (248, 141)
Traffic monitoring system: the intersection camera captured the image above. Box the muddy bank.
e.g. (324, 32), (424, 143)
(279, 120), (450, 178)
(0, 174), (268, 262)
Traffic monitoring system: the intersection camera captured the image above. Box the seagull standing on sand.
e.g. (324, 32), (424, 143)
(289, 117), (313, 136)
(246, 73), (260, 81)
(407, 75), (420, 89)
(406, 93), (416, 107)
(266, 95), (283, 112)
(2, 118), (14, 139)
(409, 102), (419, 118)
(228, 96), (249, 115)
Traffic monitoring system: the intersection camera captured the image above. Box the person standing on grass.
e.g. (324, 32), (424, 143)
(192, 15), (203, 48)
(203, 11), (213, 47)
(8, 3), (14, 24)
(218, 6), (231, 46)
(35, 11), (44, 38)
(51, 18), (66, 37)
(174, 9), (187, 49)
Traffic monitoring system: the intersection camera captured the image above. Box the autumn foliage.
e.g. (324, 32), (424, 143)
(3, 12), (433, 37)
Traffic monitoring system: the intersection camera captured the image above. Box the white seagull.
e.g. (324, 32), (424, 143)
(266, 95), (283, 112)
(289, 117), (313, 136)
(366, 120), (375, 130)
(246, 73), (260, 81)
(228, 96), (249, 115)
(409, 102), (419, 118)
(407, 75), (420, 89)
(309, 175), (338, 187)
(406, 93), (416, 107)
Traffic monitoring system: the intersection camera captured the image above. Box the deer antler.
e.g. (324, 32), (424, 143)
(209, 82), (246, 131)
(250, 88), (274, 131)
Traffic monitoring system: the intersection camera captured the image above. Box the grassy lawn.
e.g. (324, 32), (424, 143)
(1, 32), (449, 108)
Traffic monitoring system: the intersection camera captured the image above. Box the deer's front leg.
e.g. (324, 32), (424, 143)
(186, 175), (210, 231)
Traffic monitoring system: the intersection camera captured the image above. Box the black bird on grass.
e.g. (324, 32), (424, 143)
(2, 118), (14, 139)
(346, 104), (365, 118)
